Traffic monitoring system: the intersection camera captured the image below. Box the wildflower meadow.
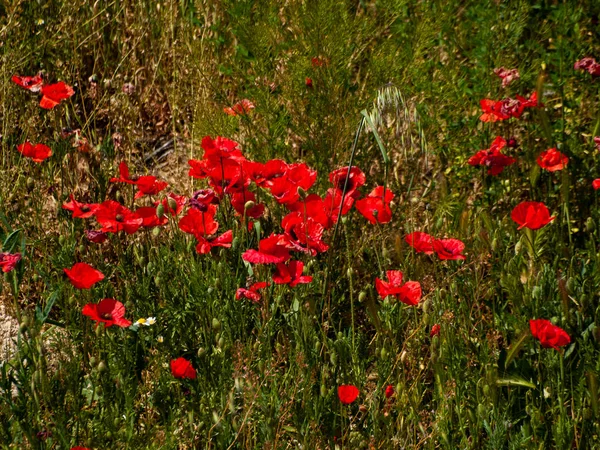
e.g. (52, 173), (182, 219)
(1, 0), (600, 448)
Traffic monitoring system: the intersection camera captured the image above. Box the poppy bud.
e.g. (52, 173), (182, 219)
(244, 200), (255, 211)
(380, 347), (388, 359)
(400, 350), (407, 363)
(212, 318), (221, 330)
(358, 291), (366, 302)
(156, 203), (165, 219)
(514, 240), (522, 255)
(167, 196), (178, 212)
(585, 217), (596, 233)
(477, 403), (487, 419)
(346, 267), (353, 277)
(97, 361), (106, 372)
(314, 340), (321, 352)
(218, 337), (225, 348)
(197, 347), (205, 357)
(89, 356), (97, 366)
(152, 227), (160, 237)
(95, 324), (104, 337)
(566, 277), (576, 294)
(146, 261), (154, 273)
(58, 235), (65, 246)
(297, 187), (307, 201)
(330, 352), (338, 365)
(320, 384), (327, 397)
(26, 177), (35, 192)
(232, 237), (239, 250)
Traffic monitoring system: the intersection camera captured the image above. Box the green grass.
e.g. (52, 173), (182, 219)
(1, 0), (600, 448)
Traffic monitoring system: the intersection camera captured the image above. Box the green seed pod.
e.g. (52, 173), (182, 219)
(585, 217), (596, 233)
(166, 197), (177, 212)
(358, 291), (366, 302)
(380, 347), (388, 359)
(218, 337), (224, 348)
(329, 352), (338, 365)
(156, 203), (165, 219)
(212, 318), (221, 331)
(97, 361), (106, 372)
(320, 384), (327, 397)
(197, 347), (205, 357)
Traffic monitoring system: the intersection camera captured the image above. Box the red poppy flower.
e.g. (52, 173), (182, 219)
(136, 206), (168, 227)
(511, 201), (555, 230)
(85, 230), (108, 243)
(355, 186), (394, 224)
(95, 200), (143, 234)
(280, 212), (329, 256)
(62, 195), (99, 218)
(170, 357), (197, 379)
(494, 67), (520, 88)
(479, 99), (510, 122)
(178, 206), (219, 238)
(82, 298), (131, 328)
(430, 324), (441, 338)
(64, 262), (105, 289)
(385, 385), (394, 399)
(71, 447), (90, 450)
(529, 319), (571, 350)
(594, 136), (600, 152)
(224, 99), (255, 116)
(134, 176), (168, 199)
(536, 148), (568, 172)
(230, 189), (265, 219)
(17, 141), (52, 163)
(12, 74), (43, 92)
(0, 253), (21, 273)
(189, 189), (219, 211)
(574, 57), (600, 77)
(268, 163), (317, 205)
(311, 56), (327, 67)
(195, 230), (233, 254)
(201, 135), (244, 161)
(305, 77), (313, 88)
(329, 166), (366, 199)
(375, 270), (422, 305)
(287, 190), (353, 230)
(337, 385), (359, 405)
(468, 136), (516, 175)
(236, 281), (270, 303)
(39, 81), (74, 109)
(272, 261), (312, 287)
(110, 161), (137, 184)
(242, 234), (291, 264)
(479, 92), (539, 122)
(251, 159), (289, 188)
(433, 238), (466, 260)
(593, 179), (600, 190)
(405, 232), (434, 254)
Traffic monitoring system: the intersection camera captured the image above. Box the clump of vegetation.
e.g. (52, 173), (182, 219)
(1, 1), (600, 448)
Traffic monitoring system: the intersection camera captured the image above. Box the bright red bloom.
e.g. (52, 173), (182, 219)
(430, 324), (441, 338)
(287, 189), (353, 230)
(62, 195), (99, 218)
(170, 357), (197, 379)
(64, 263), (105, 289)
(12, 74), (43, 92)
(136, 206), (168, 227)
(281, 212), (329, 256)
(178, 206), (219, 238)
(433, 238), (466, 260)
(189, 189), (219, 211)
(110, 161), (136, 184)
(195, 230), (233, 254)
(329, 166), (366, 199)
(85, 230), (107, 243)
(337, 385), (359, 405)
(311, 56), (327, 67)
(134, 176), (168, 199)
(201, 135), (244, 161)
(250, 159), (289, 188)
(71, 447), (90, 450)
(375, 270), (422, 305)
(479, 92), (539, 122)
(494, 67), (520, 88)
(0, 253), (21, 273)
(405, 232), (434, 255)
(268, 163), (317, 205)
(355, 186), (394, 224)
(536, 148), (568, 172)
(224, 99), (255, 116)
(17, 141), (52, 163)
(305, 77), (313, 88)
(593, 179), (600, 190)
(594, 136), (600, 152)
(242, 234), (291, 264)
(468, 136), (516, 175)
(272, 261), (312, 287)
(385, 385), (394, 399)
(230, 189), (265, 219)
(95, 200), (143, 234)
(511, 201), (555, 230)
(82, 298), (131, 328)
(236, 281), (270, 303)
(39, 81), (74, 109)
(529, 319), (571, 350)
